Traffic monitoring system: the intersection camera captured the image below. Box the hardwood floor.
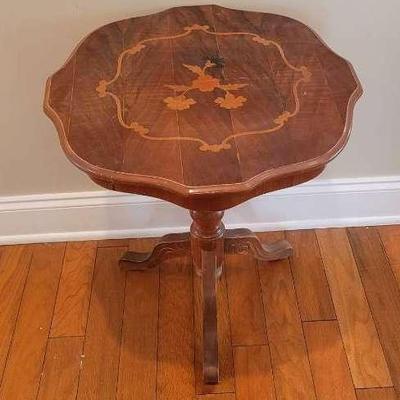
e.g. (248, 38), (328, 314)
(0, 227), (400, 399)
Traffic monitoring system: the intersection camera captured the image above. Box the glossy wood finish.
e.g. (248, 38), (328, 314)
(50, 241), (96, 337)
(37, 337), (83, 400)
(120, 227), (292, 272)
(2, 228), (400, 398)
(304, 321), (357, 400)
(225, 248), (267, 346)
(191, 211), (224, 383)
(194, 266), (234, 395)
(157, 242), (194, 399)
(117, 239), (159, 400)
(0, 243), (65, 400)
(43, 2), (362, 391)
(316, 229), (392, 388)
(120, 232), (190, 270)
(44, 5), (361, 211)
(378, 225), (400, 287)
(258, 231), (317, 399)
(0, 245), (33, 378)
(233, 346), (275, 400)
(225, 228), (292, 261)
(286, 230), (335, 321)
(356, 388), (398, 400)
(348, 227), (400, 396)
(120, 212), (292, 383)
(76, 247), (126, 400)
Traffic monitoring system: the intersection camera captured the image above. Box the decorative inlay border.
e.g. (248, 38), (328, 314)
(96, 24), (312, 153)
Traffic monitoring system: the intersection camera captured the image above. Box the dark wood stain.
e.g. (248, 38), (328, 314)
(44, 5), (361, 211)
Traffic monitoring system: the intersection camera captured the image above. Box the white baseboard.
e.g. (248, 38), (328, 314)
(1, 176), (400, 245)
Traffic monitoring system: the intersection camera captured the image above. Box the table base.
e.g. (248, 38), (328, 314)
(120, 211), (293, 384)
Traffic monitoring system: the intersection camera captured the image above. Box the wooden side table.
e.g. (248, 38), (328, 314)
(44, 5), (362, 384)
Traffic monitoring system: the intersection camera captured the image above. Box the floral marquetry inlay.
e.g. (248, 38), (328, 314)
(96, 23), (312, 153)
(163, 60), (248, 111)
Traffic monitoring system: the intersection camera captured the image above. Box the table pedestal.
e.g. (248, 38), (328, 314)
(120, 211), (293, 384)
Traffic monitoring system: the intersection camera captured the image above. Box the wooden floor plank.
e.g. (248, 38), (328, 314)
(117, 239), (159, 400)
(316, 229), (392, 388)
(303, 321), (357, 400)
(377, 225), (400, 265)
(157, 252), (195, 400)
(356, 387), (398, 400)
(225, 252), (267, 346)
(286, 230), (335, 321)
(0, 243), (65, 400)
(76, 246), (126, 400)
(97, 239), (131, 248)
(50, 241), (96, 337)
(36, 337), (84, 400)
(377, 225), (400, 287)
(194, 268), (234, 395)
(2, 224), (400, 398)
(349, 227), (400, 396)
(0, 245), (33, 380)
(196, 394), (236, 400)
(234, 345), (276, 400)
(258, 231), (316, 400)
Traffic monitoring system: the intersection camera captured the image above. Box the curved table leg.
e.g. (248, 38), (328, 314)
(120, 232), (190, 270)
(119, 213), (291, 384)
(224, 228), (293, 261)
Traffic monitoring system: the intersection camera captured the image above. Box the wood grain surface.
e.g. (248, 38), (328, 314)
(316, 229), (392, 388)
(233, 345), (275, 400)
(356, 388), (397, 400)
(36, 337), (83, 400)
(348, 227), (400, 395)
(225, 252), (267, 346)
(157, 250), (194, 400)
(2, 228), (400, 399)
(44, 5), (361, 211)
(76, 247), (126, 400)
(378, 225), (400, 287)
(0, 243), (65, 400)
(194, 269), (234, 394)
(0, 245), (33, 379)
(50, 241), (96, 337)
(197, 394), (236, 400)
(304, 321), (357, 400)
(117, 239), (159, 400)
(286, 230), (335, 321)
(258, 231), (316, 400)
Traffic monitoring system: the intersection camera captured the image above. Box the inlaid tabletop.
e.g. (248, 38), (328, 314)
(44, 5), (362, 210)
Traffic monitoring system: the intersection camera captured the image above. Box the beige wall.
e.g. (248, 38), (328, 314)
(1, 0), (399, 196)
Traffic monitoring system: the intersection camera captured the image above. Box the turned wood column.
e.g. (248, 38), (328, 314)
(190, 210), (225, 384)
